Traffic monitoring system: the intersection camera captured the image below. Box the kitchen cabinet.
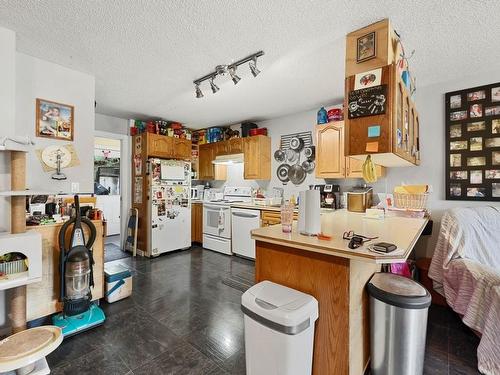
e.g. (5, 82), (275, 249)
(316, 122), (346, 179)
(191, 202), (203, 243)
(227, 138), (243, 154)
(198, 143), (215, 180)
(143, 133), (192, 160)
(197, 136), (270, 181)
(316, 122), (385, 179)
(243, 135), (271, 180)
(261, 210), (298, 227)
(198, 143), (227, 180)
(147, 133), (174, 158)
(173, 138), (192, 159)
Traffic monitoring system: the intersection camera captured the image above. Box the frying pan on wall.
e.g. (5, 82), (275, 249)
(277, 163), (290, 184)
(274, 149), (286, 162)
(302, 160), (315, 174)
(285, 149), (299, 163)
(304, 146), (315, 160)
(289, 162), (306, 185)
(289, 137), (304, 152)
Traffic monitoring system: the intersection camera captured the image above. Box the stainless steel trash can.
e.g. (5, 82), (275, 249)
(367, 272), (431, 375)
(241, 280), (319, 375)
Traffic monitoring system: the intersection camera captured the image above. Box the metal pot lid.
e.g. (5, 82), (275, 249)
(286, 149), (299, 162)
(302, 160), (315, 173)
(288, 164), (306, 185)
(289, 137), (304, 151)
(277, 164), (290, 183)
(274, 149), (286, 162)
(304, 146), (315, 159)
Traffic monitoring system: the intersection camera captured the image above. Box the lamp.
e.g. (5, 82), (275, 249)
(249, 57), (260, 77)
(195, 84), (203, 98)
(210, 77), (219, 93)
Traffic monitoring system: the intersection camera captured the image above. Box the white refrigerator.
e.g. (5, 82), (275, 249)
(147, 158), (191, 256)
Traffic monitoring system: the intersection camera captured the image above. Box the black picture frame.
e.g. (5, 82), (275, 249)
(445, 82), (500, 201)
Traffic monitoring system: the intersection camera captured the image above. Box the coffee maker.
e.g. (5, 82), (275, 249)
(314, 184), (340, 209)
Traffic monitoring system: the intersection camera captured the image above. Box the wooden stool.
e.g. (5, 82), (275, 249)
(0, 326), (63, 375)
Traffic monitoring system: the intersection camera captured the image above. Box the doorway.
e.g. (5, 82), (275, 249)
(94, 135), (129, 262)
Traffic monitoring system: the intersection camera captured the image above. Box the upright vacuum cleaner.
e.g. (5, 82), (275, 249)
(52, 195), (106, 336)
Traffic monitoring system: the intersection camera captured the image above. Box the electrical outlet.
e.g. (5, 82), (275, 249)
(71, 182), (79, 193)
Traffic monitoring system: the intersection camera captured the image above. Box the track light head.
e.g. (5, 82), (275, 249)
(210, 77), (219, 93)
(195, 84), (203, 98)
(229, 66), (241, 85)
(249, 57), (260, 77)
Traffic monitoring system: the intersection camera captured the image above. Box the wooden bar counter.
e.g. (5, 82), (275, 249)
(251, 210), (428, 375)
(25, 220), (105, 321)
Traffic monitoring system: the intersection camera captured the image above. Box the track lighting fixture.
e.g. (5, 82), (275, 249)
(229, 66), (241, 85)
(210, 77), (219, 93)
(195, 84), (203, 98)
(193, 51), (264, 98)
(249, 57), (260, 77)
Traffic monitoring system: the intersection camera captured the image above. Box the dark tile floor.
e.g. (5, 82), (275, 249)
(46, 246), (482, 375)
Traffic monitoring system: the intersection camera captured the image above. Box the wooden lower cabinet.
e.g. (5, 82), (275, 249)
(191, 202), (203, 243)
(261, 210), (298, 227)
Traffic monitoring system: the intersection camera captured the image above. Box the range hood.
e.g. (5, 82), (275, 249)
(212, 153), (244, 165)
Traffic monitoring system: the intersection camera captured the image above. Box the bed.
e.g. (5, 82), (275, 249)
(428, 206), (500, 375)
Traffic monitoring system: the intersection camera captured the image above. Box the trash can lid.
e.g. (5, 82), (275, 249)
(104, 263), (132, 282)
(367, 273), (431, 309)
(241, 281), (318, 333)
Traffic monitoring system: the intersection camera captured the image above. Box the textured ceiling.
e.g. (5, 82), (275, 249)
(1, 0), (499, 128)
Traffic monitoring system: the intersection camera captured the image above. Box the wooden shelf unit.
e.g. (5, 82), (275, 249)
(344, 19), (420, 167)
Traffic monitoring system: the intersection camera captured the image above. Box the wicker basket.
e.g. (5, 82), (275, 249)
(0, 259), (28, 275)
(393, 192), (428, 210)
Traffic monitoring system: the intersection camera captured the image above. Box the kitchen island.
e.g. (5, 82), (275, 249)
(251, 210), (428, 375)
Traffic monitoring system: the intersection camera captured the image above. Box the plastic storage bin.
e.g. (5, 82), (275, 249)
(104, 263), (132, 303)
(241, 280), (318, 375)
(367, 272), (431, 375)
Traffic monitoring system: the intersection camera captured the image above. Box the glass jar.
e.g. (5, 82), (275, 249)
(280, 201), (294, 233)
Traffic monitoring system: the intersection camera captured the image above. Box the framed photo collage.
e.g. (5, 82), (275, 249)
(446, 82), (500, 201)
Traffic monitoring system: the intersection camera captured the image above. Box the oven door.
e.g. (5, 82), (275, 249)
(203, 204), (231, 238)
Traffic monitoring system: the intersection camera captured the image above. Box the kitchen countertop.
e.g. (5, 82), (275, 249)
(251, 209), (428, 264)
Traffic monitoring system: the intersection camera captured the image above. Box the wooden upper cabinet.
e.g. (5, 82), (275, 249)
(173, 138), (192, 159)
(198, 143), (215, 180)
(315, 122), (345, 178)
(227, 138), (243, 154)
(215, 141), (229, 156)
(145, 133), (191, 159)
(243, 135), (271, 180)
(147, 133), (173, 158)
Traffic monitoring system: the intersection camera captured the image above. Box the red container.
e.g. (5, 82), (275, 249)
(146, 123), (157, 133)
(249, 128), (267, 136)
(130, 127), (138, 136)
(327, 108), (343, 122)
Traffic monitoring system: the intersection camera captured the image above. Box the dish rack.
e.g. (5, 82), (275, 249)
(0, 259), (28, 275)
(393, 192), (429, 210)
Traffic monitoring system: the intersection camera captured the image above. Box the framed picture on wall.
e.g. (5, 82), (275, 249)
(445, 81), (500, 201)
(36, 98), (74, 141)
(356, 31), (376, 63)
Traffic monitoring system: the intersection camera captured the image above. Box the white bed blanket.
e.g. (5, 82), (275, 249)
(428, 207), (500, 375)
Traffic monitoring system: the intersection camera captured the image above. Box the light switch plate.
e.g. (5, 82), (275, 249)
(71, 182), (79, 193)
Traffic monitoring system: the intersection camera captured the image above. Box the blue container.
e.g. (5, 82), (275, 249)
(317, 107), (328, 124)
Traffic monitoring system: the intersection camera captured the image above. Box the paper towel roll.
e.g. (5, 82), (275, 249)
(298, 189), (321, 236)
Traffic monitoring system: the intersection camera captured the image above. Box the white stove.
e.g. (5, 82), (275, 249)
(203, 187), (252, 255)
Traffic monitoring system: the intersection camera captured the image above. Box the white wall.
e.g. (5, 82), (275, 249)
(95, 113), (129, 135)
(16, 53), (95, 193)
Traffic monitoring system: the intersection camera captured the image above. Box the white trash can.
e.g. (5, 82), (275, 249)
(241, 280), (319, 375)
